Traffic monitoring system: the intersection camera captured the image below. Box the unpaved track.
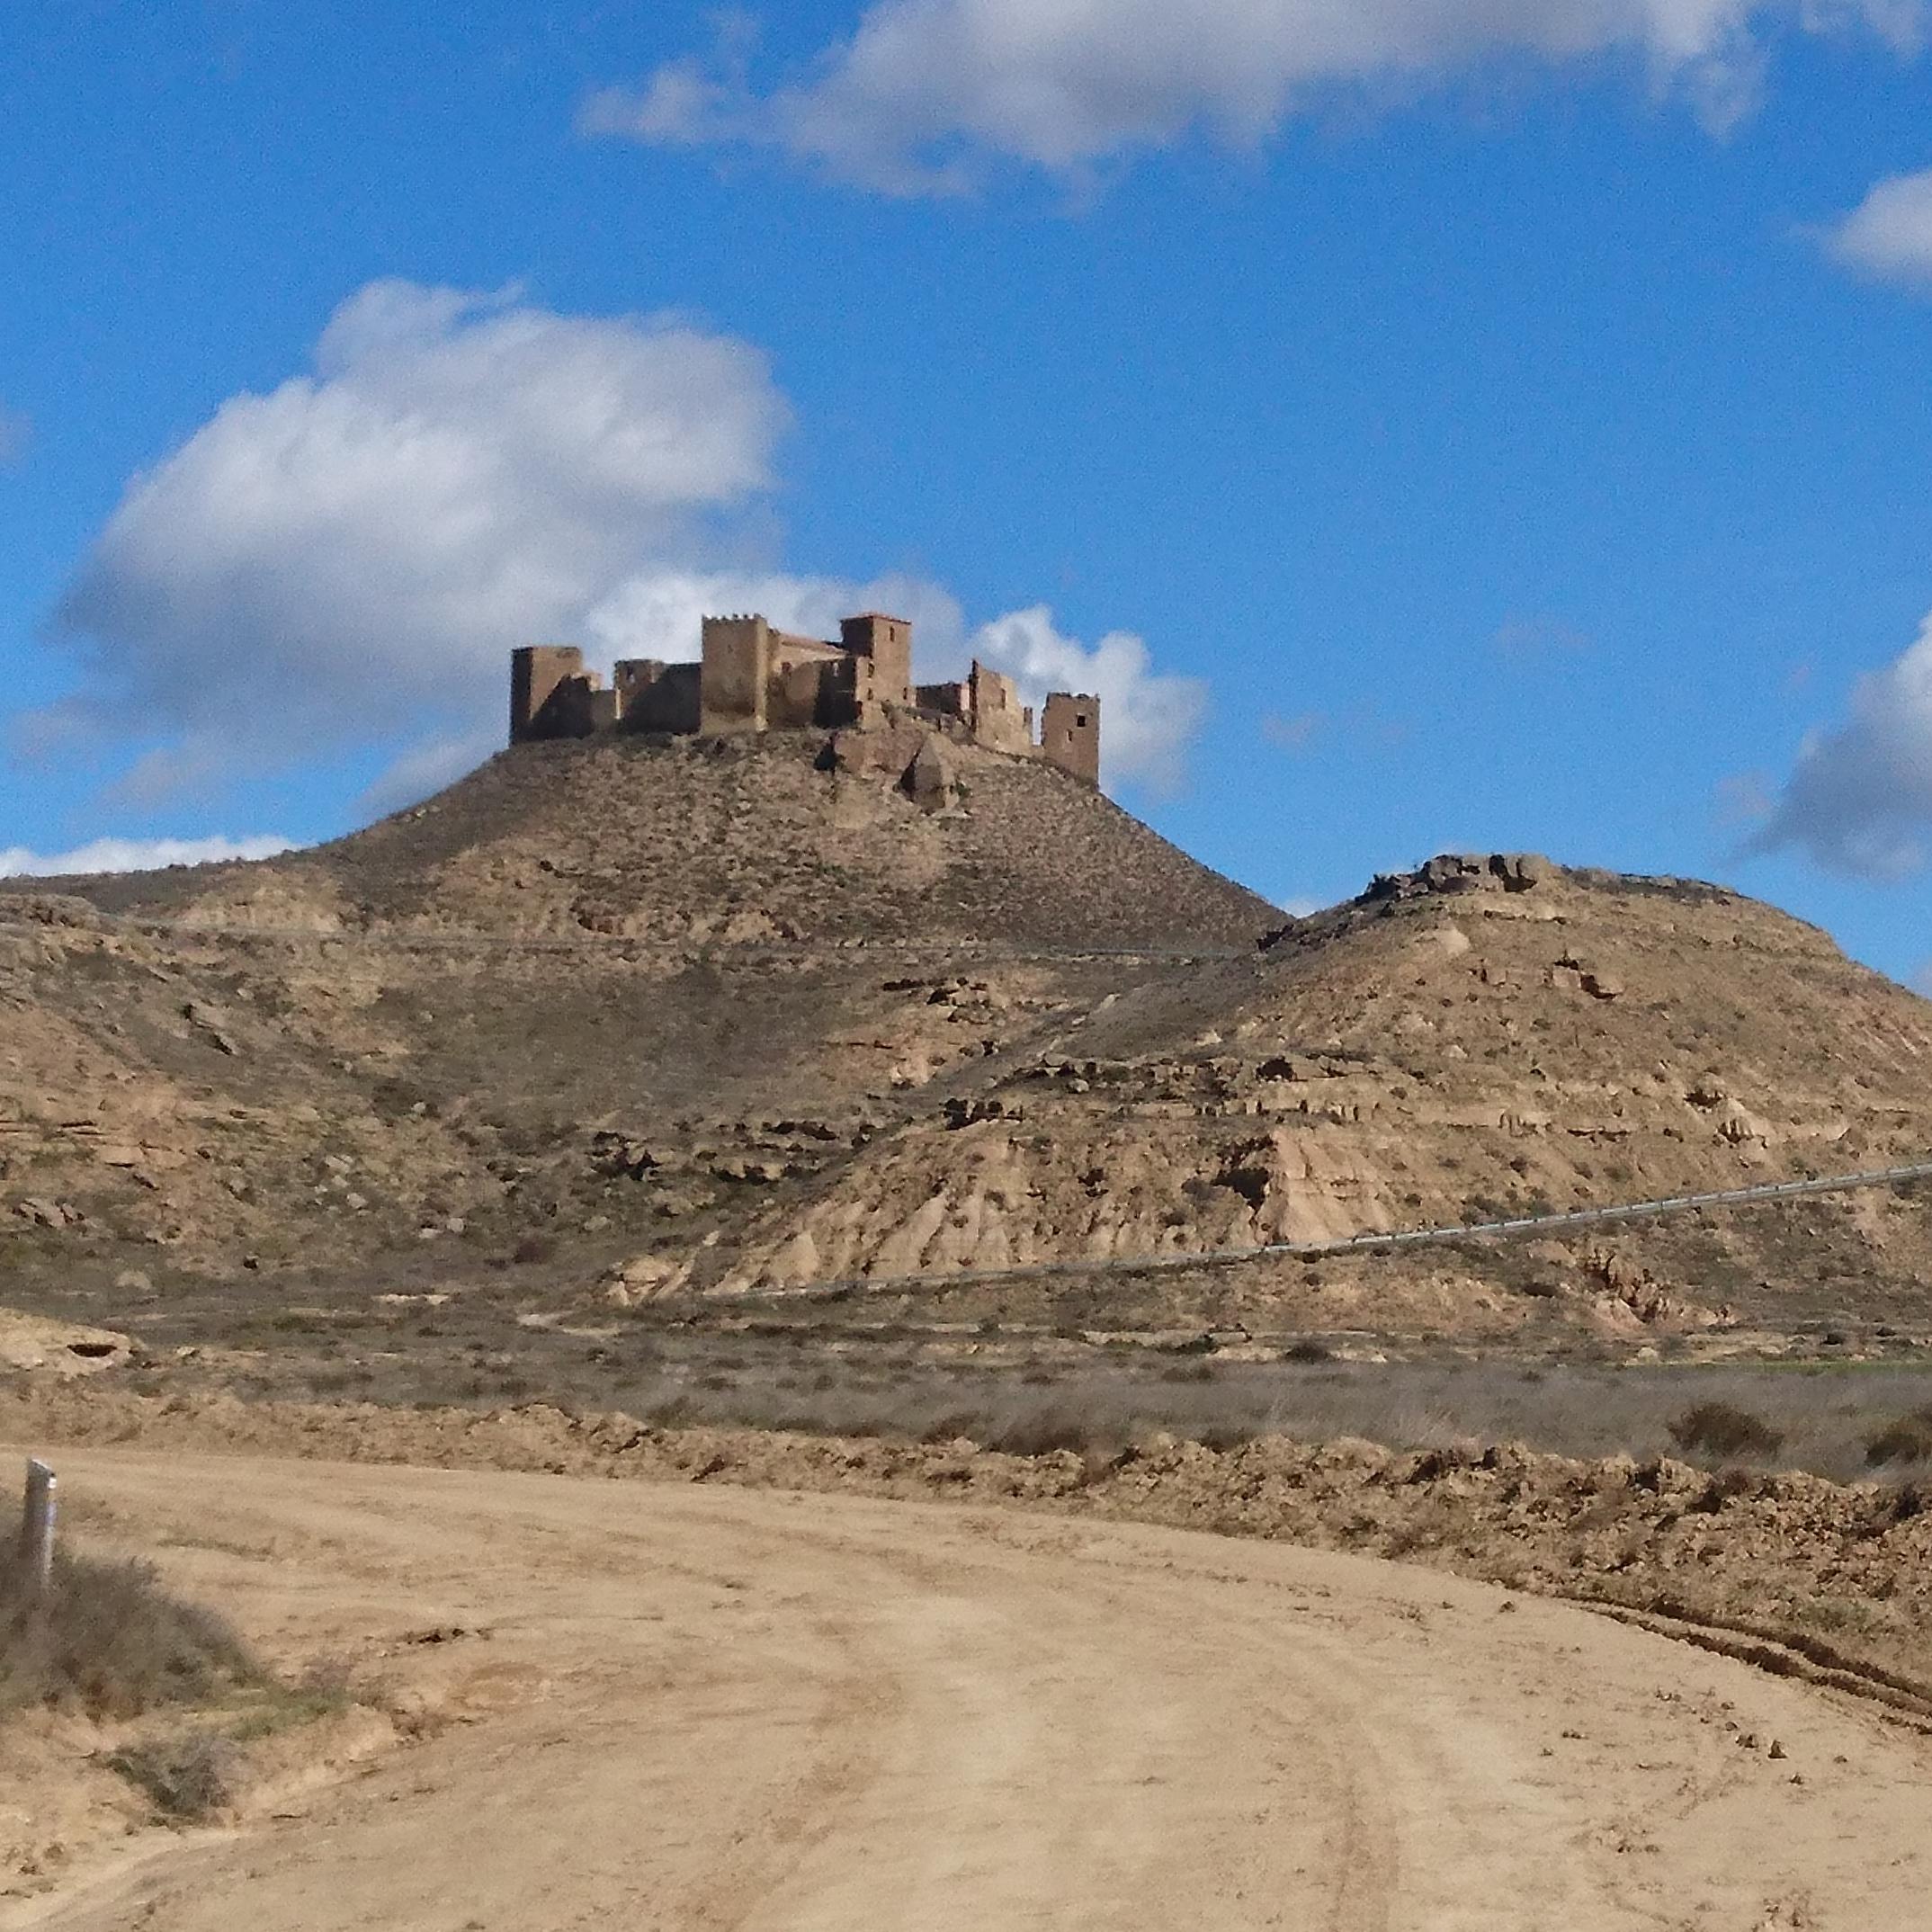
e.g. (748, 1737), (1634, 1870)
(10, 1450), (1932, 1930)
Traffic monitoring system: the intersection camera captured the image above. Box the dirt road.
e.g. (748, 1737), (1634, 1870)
(9, 1450), (1932, 1930)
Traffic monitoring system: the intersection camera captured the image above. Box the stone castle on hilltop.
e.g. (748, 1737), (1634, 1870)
(509, 611), (1100, 786)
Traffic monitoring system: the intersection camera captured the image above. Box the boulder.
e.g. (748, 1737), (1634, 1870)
(903, 736), (962, 812)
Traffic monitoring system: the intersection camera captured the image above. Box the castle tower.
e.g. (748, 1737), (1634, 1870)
(700, 615), (772, 734)
(1040, 692), (1101, 787)
(839, 613), (914, 709)
(510, 645), (586, 743)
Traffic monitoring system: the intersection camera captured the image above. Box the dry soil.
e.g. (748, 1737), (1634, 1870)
(7, 1446), (1932, 1931)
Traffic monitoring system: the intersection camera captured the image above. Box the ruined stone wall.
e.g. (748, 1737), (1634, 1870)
(771, 657), (830, 729)
(510, 646), (586, 743)
(613, 660), (702, 735)
(968, 661), (1033, 757)
(760, 634), (841, 729)
(916, 680), (970, 722)
(1041, 692), (1101, 787)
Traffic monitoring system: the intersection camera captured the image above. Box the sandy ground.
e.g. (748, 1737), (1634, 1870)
(7, 1449), (1932, 1931)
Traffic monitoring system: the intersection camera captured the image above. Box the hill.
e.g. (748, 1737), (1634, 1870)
(704, 851), (1932, 1345)
(49, 730), (1277, 948)
(0, 729), (1273, 1323)
(9, 721), (1932, 1366)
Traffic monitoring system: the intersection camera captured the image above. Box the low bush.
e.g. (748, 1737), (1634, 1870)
(1, 1525), (262, 1722)
(1280, 1338), (1336, 1364)
(1667, 1400), (1783, 1461)
(107, 1730), (243, 1820)
(1865, 1408), (1932, 1468)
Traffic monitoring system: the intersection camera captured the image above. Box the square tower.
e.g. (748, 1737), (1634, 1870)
(1040, 692), (1101, 787)
(839, 613), (914, 709)
(510, 645), (586, 742)
(700, 614), (772, 734)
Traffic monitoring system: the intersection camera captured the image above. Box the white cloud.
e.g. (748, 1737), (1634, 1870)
(0, 834), (294, 879)
(1752, 613), (1932, 877)
(586, 0), (1920, 191)
(970, 604), (1205, 792)
(40, 277), (1204, 808)
(1825, 166), (1932, 286)
(42, 280), (789, 789)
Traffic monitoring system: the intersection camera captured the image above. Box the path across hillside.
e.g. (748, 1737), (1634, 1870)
(782, 1155), (1932, 1301)
(10, 1452), (1931, 1929)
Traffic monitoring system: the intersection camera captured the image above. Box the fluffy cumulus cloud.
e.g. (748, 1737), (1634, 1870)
(584, 0), (1921, 191)
(43, 281), (786, 792)
(0, 834), (293, 879)
(970, 606), (1206, 793)
(1752, 613), (1932, 877)
(39, 278), (1203, 807)
(1826, 167), (1932, 287)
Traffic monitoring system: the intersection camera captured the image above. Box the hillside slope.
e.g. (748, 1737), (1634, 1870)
(12, 738), (1932, 1355)
(0, 729), (1271, 1307)
(706, 852), (1932, 1340)
(47, 731), (1277, 949)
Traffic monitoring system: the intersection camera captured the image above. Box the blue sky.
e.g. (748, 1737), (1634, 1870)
(6, 1), (1932, 980)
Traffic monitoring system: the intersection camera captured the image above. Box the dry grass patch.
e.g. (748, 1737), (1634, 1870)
(1, 1524), (262, 1721)
(107, 1730), (245, 1820)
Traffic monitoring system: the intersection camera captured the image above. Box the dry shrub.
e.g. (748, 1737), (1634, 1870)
(1865, 1409), (1932, 1469)
(1667, 1400), (1783, 1461)
(107, 1730), (243, 1820)
(1, 1528), (261, 1721)
(510, 1234), (557, 1266)
(979, 1401), (1108, 1458)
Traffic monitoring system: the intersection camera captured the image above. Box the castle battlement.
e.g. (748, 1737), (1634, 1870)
(509, 611), (1100, 785)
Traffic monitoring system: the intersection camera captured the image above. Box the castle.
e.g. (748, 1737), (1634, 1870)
(509, 611), (1100, 786)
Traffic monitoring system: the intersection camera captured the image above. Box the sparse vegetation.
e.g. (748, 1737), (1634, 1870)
(1, 1527), (262, 1722)
(1667, 1401), (1784, 1460)
(108, 1730), (243, 1820)
(1865, 1408), (1932, 1468)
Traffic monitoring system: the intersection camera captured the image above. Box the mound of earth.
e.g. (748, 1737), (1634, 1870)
(0, 723), (1271, 1301)
(702, 852), (1932, 1338)
(36, 730), (1275, 949)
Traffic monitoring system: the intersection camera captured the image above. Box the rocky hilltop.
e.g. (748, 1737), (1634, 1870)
(5, 730), (1932, 1356)
(51, 729), (1275, 948)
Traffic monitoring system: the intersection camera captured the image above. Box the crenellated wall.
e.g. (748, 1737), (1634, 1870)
(508, 610), (1100, 784)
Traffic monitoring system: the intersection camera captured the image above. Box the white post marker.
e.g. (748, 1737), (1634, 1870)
(21, 1459), (55, 1592)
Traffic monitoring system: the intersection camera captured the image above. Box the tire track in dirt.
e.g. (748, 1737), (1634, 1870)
(8, 1453), (1932, 1930)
